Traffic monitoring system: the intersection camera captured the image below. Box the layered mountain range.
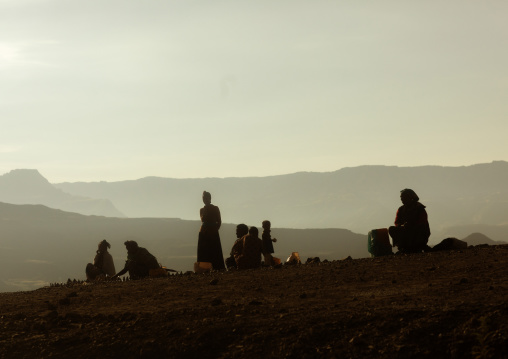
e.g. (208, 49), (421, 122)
(52, 161), (508, 241)
(1, 162), (507, 292)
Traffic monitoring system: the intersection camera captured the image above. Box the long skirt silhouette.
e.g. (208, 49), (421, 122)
(197, 231), (225, 270)
(198, 203), (225, 270)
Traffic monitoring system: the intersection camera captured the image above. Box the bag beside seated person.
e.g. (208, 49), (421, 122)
(368, 228), (392, 257)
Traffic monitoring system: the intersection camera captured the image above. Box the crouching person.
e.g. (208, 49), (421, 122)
(86, 239), (116, 280)
(389, 189), (431, 253)
(111, 240), (159, 280)
(234, 226), (262, 270)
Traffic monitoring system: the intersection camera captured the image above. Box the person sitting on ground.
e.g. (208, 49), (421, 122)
(234, 226), (263, 270)
(261, 220), (278, 266)
(85, 239), (116, 280)
(226, 223), (249, 269)
(389, 188), (431, 253)
(111, 240), (160, 279)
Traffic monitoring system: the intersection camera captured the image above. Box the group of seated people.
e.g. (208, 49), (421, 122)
(86, 239), (160, 281)
(225, 221), (277, 270)
(85, 221), (278, 280)
(86, 188), (432, 280)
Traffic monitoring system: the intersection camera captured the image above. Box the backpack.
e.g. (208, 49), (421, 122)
(368, 228), (393, 257)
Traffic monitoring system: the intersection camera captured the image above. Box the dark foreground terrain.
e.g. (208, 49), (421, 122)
(1, 245), (507, 359)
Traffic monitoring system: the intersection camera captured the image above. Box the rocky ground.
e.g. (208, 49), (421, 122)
(1, 245), (507, 359)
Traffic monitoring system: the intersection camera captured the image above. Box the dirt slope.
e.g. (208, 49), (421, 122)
(1, 245), (507, 359)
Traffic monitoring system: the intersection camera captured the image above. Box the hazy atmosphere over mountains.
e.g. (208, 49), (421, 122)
(2, 161), (508, 239)
(2, 1), (508, 297)
(0, 169), (124, 217)
(1, 1), (507, 183)
(52, 161), (508, 239)
(1, 162), (507, 292)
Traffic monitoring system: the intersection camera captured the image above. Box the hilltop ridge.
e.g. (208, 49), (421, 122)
(1, 245), (507, 358)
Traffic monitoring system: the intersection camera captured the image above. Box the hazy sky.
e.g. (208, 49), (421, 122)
(1, 0), (507, 182)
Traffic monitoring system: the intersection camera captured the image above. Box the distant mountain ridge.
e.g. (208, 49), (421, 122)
(53, 161), (508, 242)
(461, 232), (506, 246)
(2, 162), (507, 243)
(0, 169), (125, 218)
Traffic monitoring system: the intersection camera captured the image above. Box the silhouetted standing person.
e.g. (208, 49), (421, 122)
(389, 189), (431, 253)
(198, 191), (225, 270)
(261, 220), (277, 266)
